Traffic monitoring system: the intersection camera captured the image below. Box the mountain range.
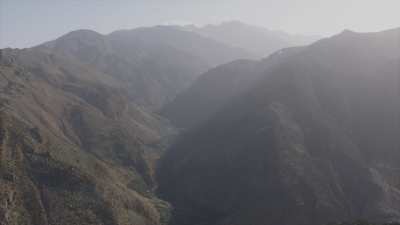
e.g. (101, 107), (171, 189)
(36, 26), (252, 110)
(0, 21), (285, 225)
(183, 21), (320, 58)
(1, 21), (399, 225)
(158, 28), (400, 225)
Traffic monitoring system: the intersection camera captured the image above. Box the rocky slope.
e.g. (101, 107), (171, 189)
(157, 28), (400, 225)
(0, 23), (254, 225)
(0, 48), (171, 225)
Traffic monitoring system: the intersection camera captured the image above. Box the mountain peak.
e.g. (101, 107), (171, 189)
(220, 20), (248, 26)
(336, 27), (400, 39)
(203, 20), (253, 30)
(340, 29), (356, 34)
(59, 29), (103, 40)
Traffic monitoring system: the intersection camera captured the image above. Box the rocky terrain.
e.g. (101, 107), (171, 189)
(0, 46), (175, 225)
(0, 23), (254, 225)
(0, 23), (263, 225)
(0, 22), (399, 225)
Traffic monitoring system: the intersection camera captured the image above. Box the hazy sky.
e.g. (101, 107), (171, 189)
(1, 0), (399, 48)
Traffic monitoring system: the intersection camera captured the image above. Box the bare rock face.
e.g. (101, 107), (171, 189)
(157, 28), (400, 225)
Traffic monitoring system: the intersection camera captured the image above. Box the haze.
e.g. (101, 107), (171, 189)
(1, 0), (399, 48)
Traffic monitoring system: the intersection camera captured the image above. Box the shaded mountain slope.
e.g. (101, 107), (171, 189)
(161, 47), (305, 129)
(0, 48), (171, 225)
(157, 28), (400, 225)
(161, 59), (259, 129)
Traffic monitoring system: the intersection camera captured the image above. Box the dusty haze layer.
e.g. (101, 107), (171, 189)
(1, 0), (400, 48)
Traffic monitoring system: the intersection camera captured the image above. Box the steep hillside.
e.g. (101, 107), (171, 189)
(161, 47), (305, 129)
(157, 28), (400, 225)
(184, 21), (320, 58)
(0, 23), (254, 225)
(0, 48), (171, 225)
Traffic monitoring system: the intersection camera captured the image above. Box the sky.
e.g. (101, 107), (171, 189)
(1, 0), (400, 48)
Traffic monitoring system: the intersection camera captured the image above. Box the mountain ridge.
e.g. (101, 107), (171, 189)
(183, 20), (321, 57)
(33, 24), (254, 110)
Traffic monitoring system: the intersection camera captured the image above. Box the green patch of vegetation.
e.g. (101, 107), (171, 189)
(152, 198), (172, 225)
(127, 176), (151, 197)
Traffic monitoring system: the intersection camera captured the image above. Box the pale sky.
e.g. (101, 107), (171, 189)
(1, 0), (399, 48)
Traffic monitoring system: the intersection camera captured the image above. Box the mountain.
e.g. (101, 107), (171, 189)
(157, 28), (400, 225)
(184, 21), (320, 58)
(161, 47), (305, 129)
(0, 46), (175, 225)
(0, 24), (255, 225)
(37, 26), (252, 109)
(1, 22), (398, 225)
